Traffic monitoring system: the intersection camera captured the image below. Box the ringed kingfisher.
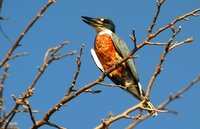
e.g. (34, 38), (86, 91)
(81, 16), (157, 116)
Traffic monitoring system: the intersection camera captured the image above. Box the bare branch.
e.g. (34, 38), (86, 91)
(169, 37), (193, 50)
(46, 121), (67, 129)
(129, 29), (137, 48)
(0, 63), (9, 85)
(30, 72), (107, 129)
(1, 1), (199, 129)
(30, 42), (76, 90)
(147, 42), (168, 46)
(126, 74), (200, 129)
(9, 52), (28, 60)
(26, 101), (37, 126)
(158, 74), (200, 109)
(2, 42), (75, 128)
(0, 63), (9, 126)
(71, 89), (102, 94)
(147, 37), (193, 48)
(149, 8), (200, 39)
(66, 44), (84, 96)
(97, 82), (126, 89)
(145, 26), (182, 98)
(148, 0), (165, 35)
(0, 0), (56, 68)
(94, 103), (141, 129)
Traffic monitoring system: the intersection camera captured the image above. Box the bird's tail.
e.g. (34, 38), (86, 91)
(125, 89), (158, 116)
(123, 82), (157, 116)
(143, 100), (158, 117)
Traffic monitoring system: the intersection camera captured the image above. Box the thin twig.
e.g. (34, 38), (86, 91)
(0, 24), (13, 44)
(26, 102), (36, 126)
(0, 63), (9, 126)
(147, 37), (193, 47)
(71, 89), (101, 94)
(0, 63), (9, 86)
(145, 26), (181, 99)
(97, 82), (126, 89)
(46, 121), (67, 129)
(30, 42), (75, 90)
(94, 103), (141, 129)
(169, 37), (193, 51)
(158, 74), (200, 109)
(149, 8), (200, 39)
(66, 44), (84, 96)
(147, 42), (168, 46)
(148, 0), (165, 35)
(129, 29), (137, 48)
(9, 52), (28, 60)
(4, 107), (17, 129)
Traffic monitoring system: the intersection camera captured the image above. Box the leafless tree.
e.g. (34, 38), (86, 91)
(0, 0), (200, 129)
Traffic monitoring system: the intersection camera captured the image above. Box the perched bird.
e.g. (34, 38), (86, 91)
(81, 16), (157, 116)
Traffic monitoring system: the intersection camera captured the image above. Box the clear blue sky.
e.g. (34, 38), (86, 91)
(1, 0), (200, 129)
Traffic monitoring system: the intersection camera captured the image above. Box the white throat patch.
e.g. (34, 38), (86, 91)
(97, 29), (112, 36)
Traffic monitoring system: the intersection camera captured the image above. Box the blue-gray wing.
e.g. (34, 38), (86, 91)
(111, 33), (139, 82)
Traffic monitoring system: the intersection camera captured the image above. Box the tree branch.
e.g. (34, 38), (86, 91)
(145, 26), (181, 99)
(95, 4), (200, 129)
(2, 42), (76, 128)
(149, 8), (200, 39)
(148, 0), (165, 35)
(0, 0), (56, 68)
(94, 103), (141, 129)
(46, 121), (67, 129)
(66, 44), (84, 96)
(126, 74), (200, 129)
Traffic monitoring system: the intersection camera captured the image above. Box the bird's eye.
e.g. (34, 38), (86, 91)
(103, 19), (109, 24)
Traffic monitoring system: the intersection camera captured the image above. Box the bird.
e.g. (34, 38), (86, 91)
(81, 16), (157, 116)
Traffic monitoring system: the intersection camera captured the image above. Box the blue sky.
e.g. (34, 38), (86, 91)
(1, 0), (200, 129)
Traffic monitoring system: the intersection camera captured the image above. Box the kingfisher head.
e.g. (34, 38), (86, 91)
(81, 16), (115, 33)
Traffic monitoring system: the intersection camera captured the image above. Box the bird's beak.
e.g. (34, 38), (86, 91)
(81, 16), (103, 27)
